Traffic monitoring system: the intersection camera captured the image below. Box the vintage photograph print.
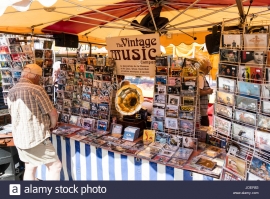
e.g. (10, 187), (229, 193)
(235, 95), (257, 112)
(234, 109), (256, 126)
(223, 34), (241, 49)
(220, 49), (239, 63)
(218, 77), (236, 93)
(244, 34), (268, 50)
(219, 63), (237, 77)
(237, 81), (261, 97)
(249, 156), (270, 181)
(255, 130), (270, 151)
(216, 91), (235, 106)
(232, 123), (255, 145)
(215, 103), (233, 118)
(225, 154), (247, 180)
(214, 115), (232, 136)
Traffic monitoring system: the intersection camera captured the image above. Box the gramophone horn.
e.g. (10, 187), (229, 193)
(115, 84), (144, 115)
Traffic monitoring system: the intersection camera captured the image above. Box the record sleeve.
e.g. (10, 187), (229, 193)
(179, 120), (193, 132)
(165, 105), (178, 118)
(169, 135), (182, 147)
(220, 49), (239, 63)
(69, 115), (78, 125)
(151, 121), (163, 131)
(232, 123), (255, 145)
(219, 63), (237, 77)
(152, 155), (171, 164)
(167, 158), (187, 168)
(243, 34), (268, 50)
(155, 131), (170, 144)
(155, 84), (166, 94)
(222, 34), (241, 49)
(241, 50), (265, 65)
(182, 136), (197, 150)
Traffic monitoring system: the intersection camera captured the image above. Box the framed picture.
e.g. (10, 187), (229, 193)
(243, 34), (268, 50)
(218, 77), (236, 93)
(232, 122), (255, 145)
(165, 117), (178, 130)
(216, 91), (235, 106)
(222, 34), (241, 49)
(219, 63), (237, 77)
(225, 154), (247, 180)
(168, 95), (180, 106)
(214, 115), (231, 136)
(255, 130), (270, 151)
(261, 100), (270, 114)
(237, 81), (261, 97)
(151, 121), (164, 131)
(249, 156), (270, 181)
(234, 109), (256, 126)
(241, 50), (265, 65)
(262, 84), (270, 99)
(220, 49), (239, 63)
(215, 103), (233, 118)
(258, 114), (270, 130)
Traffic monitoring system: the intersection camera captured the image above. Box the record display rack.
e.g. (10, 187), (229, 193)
(211, 19), (270, 181)
(151, 56), (200, 150)
(55, 56), (116, 132)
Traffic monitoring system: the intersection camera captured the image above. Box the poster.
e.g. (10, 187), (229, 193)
(106, 34), (161, 77)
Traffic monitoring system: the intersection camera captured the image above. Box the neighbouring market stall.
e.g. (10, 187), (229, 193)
(1, 0), (270, 181)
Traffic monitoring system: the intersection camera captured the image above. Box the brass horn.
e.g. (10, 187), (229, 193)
(115, 84), (144, 115)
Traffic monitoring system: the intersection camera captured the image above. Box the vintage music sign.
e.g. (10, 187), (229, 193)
(106, 34), (161, 77)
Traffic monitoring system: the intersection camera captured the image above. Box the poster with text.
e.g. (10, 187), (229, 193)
(106, 34), (161, 77)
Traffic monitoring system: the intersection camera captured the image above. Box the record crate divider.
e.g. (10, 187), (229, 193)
(152, 56), (199, 147)
(211, 18), (270, 180)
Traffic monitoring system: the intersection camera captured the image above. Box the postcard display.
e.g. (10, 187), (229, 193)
(142, 56), (201, 165)
(56, 56), (115, 133)
(0, 34), (54, 104)
(213, 22), (270, 181)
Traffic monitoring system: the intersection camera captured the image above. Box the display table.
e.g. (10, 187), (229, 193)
(36, 134), (219, 181)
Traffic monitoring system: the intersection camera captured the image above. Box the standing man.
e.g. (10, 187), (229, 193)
(198, 57), (213, 126)
(7, 64), (62, 180)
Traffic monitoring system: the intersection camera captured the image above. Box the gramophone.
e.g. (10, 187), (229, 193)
(115, 84), (147, 122)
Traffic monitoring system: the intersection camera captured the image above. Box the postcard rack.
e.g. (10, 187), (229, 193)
(0, 33), (55, 104)
(151, 56), (199, 148)
(55, 56), (116, 132)
(211, 18), (270, 180)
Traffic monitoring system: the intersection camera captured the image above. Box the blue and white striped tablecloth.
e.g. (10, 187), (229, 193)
(36, 134), (219, 181)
